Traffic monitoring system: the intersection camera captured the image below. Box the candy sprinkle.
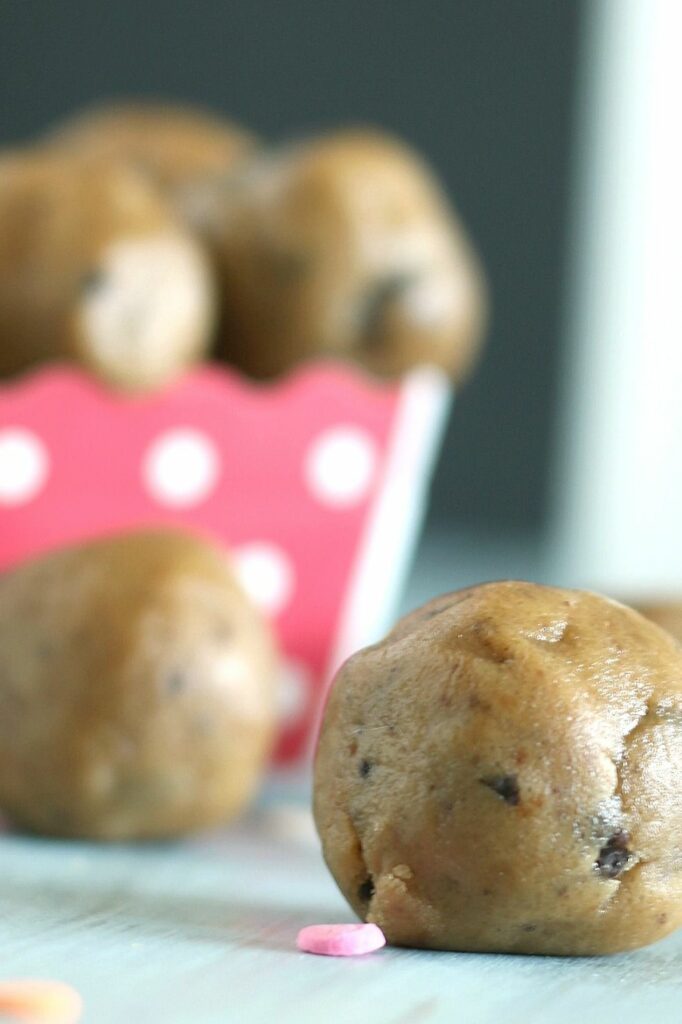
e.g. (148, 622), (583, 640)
(297, 923), (386, 957)
(0, 980), (83, 1023)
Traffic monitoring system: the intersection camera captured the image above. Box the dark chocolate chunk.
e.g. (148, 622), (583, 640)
(166, 670), (187, 695)
(596, 831), (632, 878)
(480, 774), (520, 806)
(360, 271), (418, 344)
(358, 878), (375, 904)
(359, 758), (372, 779)
(80, 268), (106, 295)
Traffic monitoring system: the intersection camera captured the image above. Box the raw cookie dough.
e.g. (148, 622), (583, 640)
(634, 600), (682, 646)
(0, 151), (215, 391)
(314, 581), (682, 955)
(47, 102), (256, 204)
(0, 529), (277, 839)
(206, 130), (487, 381)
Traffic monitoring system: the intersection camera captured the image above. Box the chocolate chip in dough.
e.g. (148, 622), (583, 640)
(480, 774), (520, 806)
(596, 831), (632, 879)
(358, 878), (375, 904)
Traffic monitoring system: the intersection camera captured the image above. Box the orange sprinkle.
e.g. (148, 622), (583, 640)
(0, 980), (82, 1023)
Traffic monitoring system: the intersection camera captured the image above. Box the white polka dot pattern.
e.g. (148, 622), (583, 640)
(0, 360), (437, 770)
(304, 426), (377, 508)
(143, 428), (220, 507)
(233, 542), (295, 617)
(0, 428), (50, 505)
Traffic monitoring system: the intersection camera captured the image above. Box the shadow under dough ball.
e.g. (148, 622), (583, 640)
(0, 151), (215, 391)
(314, 581), (682, 955)
(0, 529), (277, 840)
(205, 129), (487, 381)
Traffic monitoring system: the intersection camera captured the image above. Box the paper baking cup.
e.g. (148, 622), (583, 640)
(0, 362), (450, 766)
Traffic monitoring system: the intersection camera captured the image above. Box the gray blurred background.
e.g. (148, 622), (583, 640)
(0, 0), (583, 544)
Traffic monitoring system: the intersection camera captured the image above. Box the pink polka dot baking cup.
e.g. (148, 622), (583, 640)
(297, 923), (386, 956)
(0, 362), (450, 767)
(0, 979), (83, 1023)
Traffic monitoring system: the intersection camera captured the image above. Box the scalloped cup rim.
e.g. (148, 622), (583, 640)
(0, 358), (447, 405)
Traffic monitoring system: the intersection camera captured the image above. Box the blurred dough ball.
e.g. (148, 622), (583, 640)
(202, 129), (487, 381)
(0, 529), (277, 839)
(0, 151), (215, 391)
(47, 102), (257, 202)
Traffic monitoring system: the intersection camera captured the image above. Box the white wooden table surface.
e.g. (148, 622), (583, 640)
(1, 794), (681, 1024)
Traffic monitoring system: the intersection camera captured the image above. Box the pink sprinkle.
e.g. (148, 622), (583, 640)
(297, 923), (386, 957)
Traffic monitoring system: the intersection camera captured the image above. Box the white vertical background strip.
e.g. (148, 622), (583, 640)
(552, 0), (682, 594)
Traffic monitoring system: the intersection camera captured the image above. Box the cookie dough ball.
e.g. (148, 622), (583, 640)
(47, 102), (256, 204)
(206, 130), (487, 381)
(0, 529), (277, 839)
(314, 581), (682, 955)
(633, 600), (682, 646)
(0, 151), (215, 391)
